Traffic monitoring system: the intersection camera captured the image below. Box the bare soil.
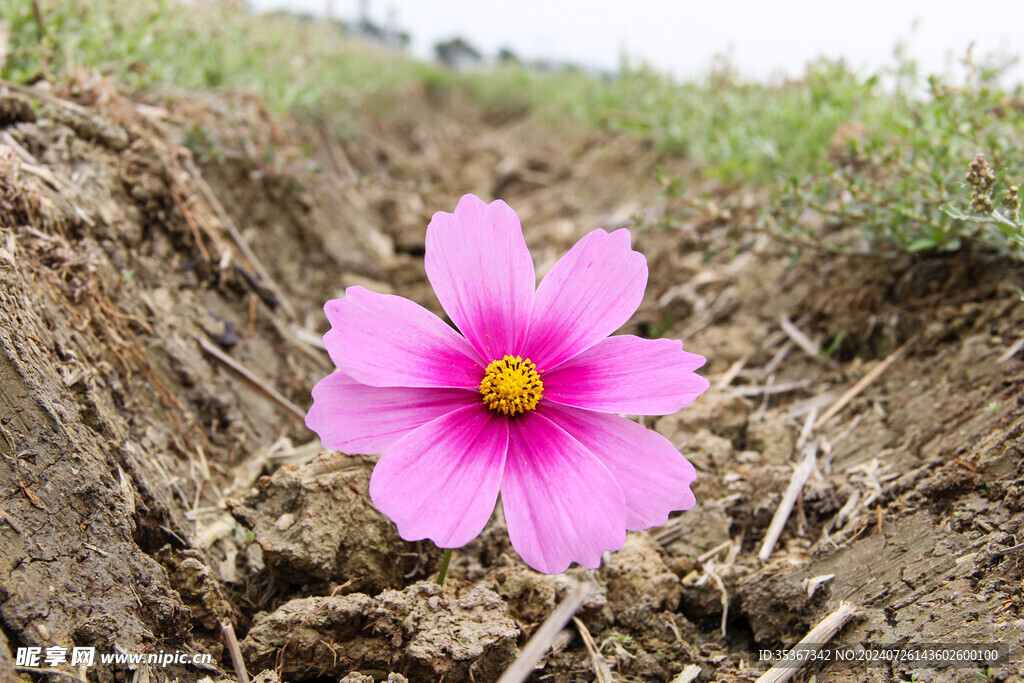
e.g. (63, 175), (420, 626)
(0, 75), (1022, 683)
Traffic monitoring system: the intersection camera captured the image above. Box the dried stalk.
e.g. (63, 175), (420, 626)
(671, 664), (702, 683)
(714, 356), (748, 389)
(183, 157), (297, 320)
(779, 314), (820, 358)
(755, 602), (858, 683)
(758, 443), (817, 562)
(221, 620), (250, 683)
(196, 335), (305, 421)
(998, 336), (1024, 363)
(572, 616), (613, 683)
(814, 337), (914, 429)
(497, 582), (593, 683)
(730, 378), (816, 397)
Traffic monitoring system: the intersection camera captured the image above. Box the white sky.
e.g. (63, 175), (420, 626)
(249, 0), (1024, 83)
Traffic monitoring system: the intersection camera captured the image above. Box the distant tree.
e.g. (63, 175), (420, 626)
(434, 36), (482, 68)
(358, 18), (386, 41)
(497, 47), (520, 64)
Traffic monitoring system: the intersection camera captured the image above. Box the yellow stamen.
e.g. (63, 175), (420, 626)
(479, 355), (544, 416)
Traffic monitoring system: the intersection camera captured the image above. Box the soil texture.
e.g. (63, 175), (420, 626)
(0, 76), (1022, 682)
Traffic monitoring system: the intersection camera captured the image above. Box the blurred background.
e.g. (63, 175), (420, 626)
(245, 0), (1024, 82)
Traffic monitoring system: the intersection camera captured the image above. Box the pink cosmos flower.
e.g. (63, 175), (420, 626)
(306, 194), (709, 574)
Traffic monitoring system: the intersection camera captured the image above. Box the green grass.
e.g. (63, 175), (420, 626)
(0, 0), (922, 181)
(4, 0), (1024, 258)
(2, 0), (443, 114)
(452, 58), (899, 183)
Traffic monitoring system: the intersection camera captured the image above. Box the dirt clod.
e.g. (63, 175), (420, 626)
(600, 533), (681, 629)
(229, 452), (407, 593)
(736, 568), (828, 643)
(660, 388), (752, 448)
(338, 673), (408, 683)
(241, 581), (519, 680)
(486, 565), (606, 633)
(0, 90), (36, 126)
(156, 547), (236, 634)
(746, 414), (798, 465)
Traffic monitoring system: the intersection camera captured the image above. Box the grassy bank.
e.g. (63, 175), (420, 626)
(4, 0), (1023, 257)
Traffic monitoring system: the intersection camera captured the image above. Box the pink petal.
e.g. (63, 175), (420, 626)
(306, 372), (476, 454)
(540, 404), (697, 530)
(323, 287), (483, 388)
(425, 194), (535, 360)
(524, 229), (647, 369)
(369, 404), (508, 548)
(542, 335), (709, 415)
(501, 412), (626, 573)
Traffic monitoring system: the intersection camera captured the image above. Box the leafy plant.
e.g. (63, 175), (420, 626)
(769, 51), (1024, 258)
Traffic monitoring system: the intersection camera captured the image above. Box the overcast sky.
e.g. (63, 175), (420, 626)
(249, 0), (1024, 83)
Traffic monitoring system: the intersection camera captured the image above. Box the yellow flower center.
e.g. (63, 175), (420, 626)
(479, 355), (544, 416)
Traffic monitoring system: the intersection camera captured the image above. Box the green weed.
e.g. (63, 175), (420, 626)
(769, 51), (1024, 259)
(1, 0), (444, 114)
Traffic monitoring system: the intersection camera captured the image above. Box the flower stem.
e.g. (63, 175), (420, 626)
(436, 547), (453, 586)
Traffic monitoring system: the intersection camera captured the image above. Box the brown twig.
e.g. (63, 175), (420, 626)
(0, 505), (24, 535)
(497, 582), (593, 683)
(714, 355), (748, 389)
(316, 118), (357, 181)
(170, 184), (212, 263)
(246, 293), (258, 338)
(83, 542), (109, 557)
(16, 474), (48, 511)
(221, 620), (250, 683)
(697, 540), (732, 563)
(814, 337), (915, 430)
(755, 602), (858, 683)
(953, 458), (979, 473)
(998, 336), (1024, 363)
(762, 340), (793, 378)
(572, 616), (612, 683)
(183, 157), (297, 320)
(758, 443), (817, 562)
(796, 407), (817, 449)
(196, 335), (306, 422)
(779, 314), (821, 359)
(730, 378), (816, 397)
(670, 664), (702, 683)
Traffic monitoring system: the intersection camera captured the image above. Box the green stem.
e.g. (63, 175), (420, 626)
(436, 547), (453, 586)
